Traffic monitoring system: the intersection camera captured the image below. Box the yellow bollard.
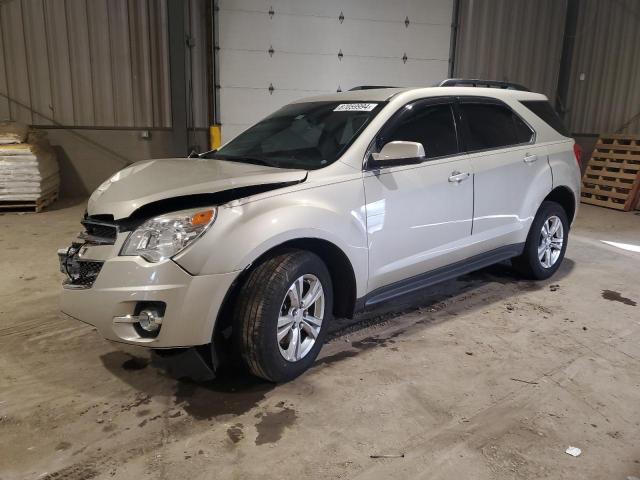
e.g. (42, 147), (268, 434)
(209, 124), (222, 150)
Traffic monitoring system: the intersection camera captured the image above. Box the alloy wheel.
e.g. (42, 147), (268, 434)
(538, 215), (564, 268)
(277, 274), (325, 362)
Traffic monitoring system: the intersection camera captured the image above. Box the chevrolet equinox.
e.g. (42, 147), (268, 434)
(59, 80), (582, 382)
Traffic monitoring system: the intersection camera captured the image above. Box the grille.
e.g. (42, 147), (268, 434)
(75, 261), (103, 286)
(80, 217), (117, 245)
(63, 259), (104, 288)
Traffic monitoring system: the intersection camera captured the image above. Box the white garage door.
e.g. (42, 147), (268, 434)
(218, 0), (453, 141)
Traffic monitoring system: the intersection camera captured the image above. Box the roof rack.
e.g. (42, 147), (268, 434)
(438, 78), (530, 92)
(348, 85), (398, 91)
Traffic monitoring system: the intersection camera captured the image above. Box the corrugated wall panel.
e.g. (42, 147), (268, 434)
(149, 0), (172, 128)
(1, 0), (33, 123)
(566, 0), (640, 134)
(66, 0), (96, 125)
(86, 0), (116, 126)
(186, 0), (209, 129)
(0, 12), (9, 119)
(43, 0), (75, 124)
(20, 0), (53, 125)
(0, 0), (175, 128)
(128, 0), (154, 127)
(454, 0), (567, 102)
(107, 0), (135, 126)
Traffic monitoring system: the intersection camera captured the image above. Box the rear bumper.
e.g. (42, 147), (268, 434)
(60, 256), (239, 348)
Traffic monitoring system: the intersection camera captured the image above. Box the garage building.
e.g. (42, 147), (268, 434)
(1, 1), (639, 479)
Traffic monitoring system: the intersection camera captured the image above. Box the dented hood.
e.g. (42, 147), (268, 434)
(88, 158), (307, 219)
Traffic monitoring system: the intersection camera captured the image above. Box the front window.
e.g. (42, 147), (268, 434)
(375, 101), (460, 159)
(208, 101), (384, 169)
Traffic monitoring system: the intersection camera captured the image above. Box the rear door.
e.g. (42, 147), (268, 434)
(364, 98), (474, 293)
(457, 98), (552, 251)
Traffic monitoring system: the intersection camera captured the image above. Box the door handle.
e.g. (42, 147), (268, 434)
(523, 153), (538, 163)
(448, 171), (470, 183)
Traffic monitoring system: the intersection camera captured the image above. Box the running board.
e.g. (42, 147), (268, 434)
(364, 244), (525, 308)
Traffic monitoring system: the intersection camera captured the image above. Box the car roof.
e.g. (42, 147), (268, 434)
(294, 86), (548, 103)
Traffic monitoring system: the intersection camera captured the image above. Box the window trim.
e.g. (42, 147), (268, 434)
(454, 96), (536, 155)
(362, 96), (462, 171)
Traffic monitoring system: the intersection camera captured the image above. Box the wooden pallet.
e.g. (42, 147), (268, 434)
(581, 134), (640, 211)
(0, 190), (58, 213)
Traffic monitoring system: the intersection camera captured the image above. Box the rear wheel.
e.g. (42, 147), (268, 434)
(512, 201), (569, 280)
(233, 250), (332, 382)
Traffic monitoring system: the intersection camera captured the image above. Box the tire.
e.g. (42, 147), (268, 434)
(233, 249), (333, 382)
(511, 201), (569, 280)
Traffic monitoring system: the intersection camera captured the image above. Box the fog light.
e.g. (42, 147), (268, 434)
(138, 309), (162, 332)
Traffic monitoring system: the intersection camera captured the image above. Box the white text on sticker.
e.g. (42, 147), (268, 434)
(334, 103), (378, 112)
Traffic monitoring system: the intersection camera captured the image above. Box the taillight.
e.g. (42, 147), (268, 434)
(573, 142), (582, 166)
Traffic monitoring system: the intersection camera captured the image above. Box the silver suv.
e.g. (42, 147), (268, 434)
(59, 81), (582, 382)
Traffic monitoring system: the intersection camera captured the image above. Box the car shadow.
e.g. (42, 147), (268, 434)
(329, 258), (574, 337)
(99, 258), (575, 419)
(100, 349), (275, 420)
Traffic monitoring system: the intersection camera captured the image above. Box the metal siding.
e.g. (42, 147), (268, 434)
(107, 0), (135, 127)
(1, 0), (33, 123)
(43, 0), (75, 124)
(187, 0), (209, 129)
(0, 8), (8, 120)
(21, 0), (53, 125)
(0, 0), (175, 128)
(128, 0), (154, 127)
(149, 0), (172, 128)
(86, 0), (116, 126)
(66, 0), (95, 125)
(454, 0), (567, 102)
(566, 0), (640, 134)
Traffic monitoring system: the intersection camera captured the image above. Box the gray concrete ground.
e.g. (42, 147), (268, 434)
(1, 201), (639, 480)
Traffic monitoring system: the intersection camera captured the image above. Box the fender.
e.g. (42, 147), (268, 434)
(173, 176), (370, 298)
(546, 140), (581, 222)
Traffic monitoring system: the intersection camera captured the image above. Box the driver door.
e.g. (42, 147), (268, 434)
(364, 98), (474, 295)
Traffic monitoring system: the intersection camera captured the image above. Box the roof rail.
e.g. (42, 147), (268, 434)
(438, 78), (530, 91)
(348, 85), (398, 91)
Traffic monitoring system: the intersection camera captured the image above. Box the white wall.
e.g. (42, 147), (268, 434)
(218, 0), (453, 141)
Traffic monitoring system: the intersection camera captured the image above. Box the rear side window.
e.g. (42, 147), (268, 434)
(378, 102), (459, 159)
(459, 102), (534, 151)
(521, 100), (570, 137)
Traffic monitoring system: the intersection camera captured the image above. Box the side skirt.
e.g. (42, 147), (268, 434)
(359, 243), (525, 310)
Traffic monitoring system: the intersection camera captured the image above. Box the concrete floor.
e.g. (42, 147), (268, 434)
(1, 201), (639, 480)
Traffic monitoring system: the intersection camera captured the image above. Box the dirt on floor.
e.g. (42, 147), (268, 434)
(0, 200), (639, 480)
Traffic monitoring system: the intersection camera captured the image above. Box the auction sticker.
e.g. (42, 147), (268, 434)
(334, 103), (378, 112)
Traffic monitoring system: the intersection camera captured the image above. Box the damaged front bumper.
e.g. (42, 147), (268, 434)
(59, 235), (239, 349)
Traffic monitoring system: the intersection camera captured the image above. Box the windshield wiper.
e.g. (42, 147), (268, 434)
(195, 149), (217, 159)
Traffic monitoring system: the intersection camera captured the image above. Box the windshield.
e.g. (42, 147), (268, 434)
(210, 101), (384, 169)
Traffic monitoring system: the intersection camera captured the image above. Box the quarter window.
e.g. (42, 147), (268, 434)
(377, 102), (459, 159)
(521, 100), (570, 137)
(460, 102), (534, 151)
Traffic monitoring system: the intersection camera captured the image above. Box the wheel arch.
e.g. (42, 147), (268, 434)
(212, 237), (359, 356)
(544, 186), (576, 224)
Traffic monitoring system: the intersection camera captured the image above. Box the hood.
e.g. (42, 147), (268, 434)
(88, 158), (307, 219)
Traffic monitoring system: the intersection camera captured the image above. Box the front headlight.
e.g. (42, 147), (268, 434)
(120, 207), (217, 262)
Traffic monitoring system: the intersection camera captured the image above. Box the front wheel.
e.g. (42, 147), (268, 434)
(512, 201), (569, 280)
(233, 250), (333, 382)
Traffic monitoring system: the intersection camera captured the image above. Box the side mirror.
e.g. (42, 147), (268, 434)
(369, 141), (425, 169)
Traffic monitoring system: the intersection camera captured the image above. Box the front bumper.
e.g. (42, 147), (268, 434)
(60, 254), (239, 348)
